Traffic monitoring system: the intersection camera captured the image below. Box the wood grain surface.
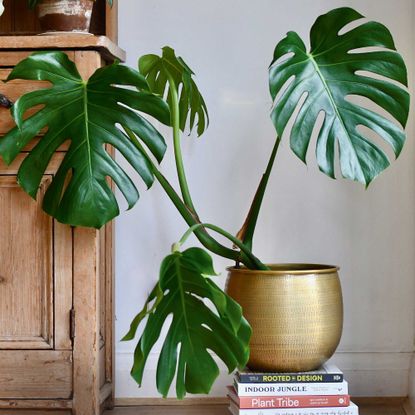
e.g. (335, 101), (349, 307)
(104, 403), (409, 415)
(0, 45), (116, 414)
(0, 35), (125, 62)
(0, 401), (411, 414)
(0, 350), (72, 399)
(0, 177), (53, 350)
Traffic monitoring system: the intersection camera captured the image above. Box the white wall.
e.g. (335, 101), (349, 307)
(115, 0), (415, 399)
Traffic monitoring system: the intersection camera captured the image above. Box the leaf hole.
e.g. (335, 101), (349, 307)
(299, 109), (343, 179)
(304, 109), (327, 170)
(22, 104), (45, 124)
(282, 89), (308, 141)
(270, 52), (295, 67)
(345, 94), (403, 159)
(201, 323), (212, 331)
(348, 46), (393, 54)
(345, 93), (401, 127)
(356, 124), (396, 161)
(337, 18), (366, 36)
(202, 298), (217, 315)
(354, 69), (407, 89)
(57, 167), (73, 206)
(270, 74), (296, 114)
(155, 71), (169, 99)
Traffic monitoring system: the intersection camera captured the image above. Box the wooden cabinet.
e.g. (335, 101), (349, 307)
(0, 0), (118, 43)
(0, 36), (124, 415)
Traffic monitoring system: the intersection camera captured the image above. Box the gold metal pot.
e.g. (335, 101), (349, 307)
(226, 264), (343, 372)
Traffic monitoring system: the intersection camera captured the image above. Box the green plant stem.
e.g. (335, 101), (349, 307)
(154, 167), (267, 270)
(177, 223), (266, 267)
(125, 128), (268, 270)
(237, 136), (281, 250)
(166, 73), (197, 215)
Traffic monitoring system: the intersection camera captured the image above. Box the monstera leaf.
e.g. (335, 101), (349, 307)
(269, 7), (409, 185)
(0, 52), (170, 228)
(123, 247), (251, 398)
(139, 46), (209, 136)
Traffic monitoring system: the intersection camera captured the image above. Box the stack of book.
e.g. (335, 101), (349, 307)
(227, 363), (358, 415)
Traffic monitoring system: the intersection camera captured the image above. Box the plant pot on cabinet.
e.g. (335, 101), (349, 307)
(36, 0), (94, 33)
(226, 264), (343, 372)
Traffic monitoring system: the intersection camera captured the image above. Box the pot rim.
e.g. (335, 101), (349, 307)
(227, 263), (339, 275)
(37, 0), (94, 4)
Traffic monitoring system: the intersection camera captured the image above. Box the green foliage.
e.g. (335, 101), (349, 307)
(269, 7), (409, 186)
(122, 247), (251, 398)
(139, 46), (209, 136)
(0, 6), (411, 400)
(0, 51), (170, 228)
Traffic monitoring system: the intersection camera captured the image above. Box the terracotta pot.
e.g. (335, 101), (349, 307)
(37, 0), (94, 33)
(226, 264), (343, 372)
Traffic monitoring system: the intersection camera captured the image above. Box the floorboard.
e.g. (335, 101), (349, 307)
(104, 403), (407, 414)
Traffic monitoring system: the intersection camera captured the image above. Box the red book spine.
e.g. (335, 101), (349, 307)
(236, 395), (350, 409)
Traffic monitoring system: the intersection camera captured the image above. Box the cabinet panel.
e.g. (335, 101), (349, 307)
(54, 221), (73, 350)
(0, 176), (53, 349)
(0, 39), (119, 413)
(0, 175), (73, 399)
(0, 51), (75, 66)
(0, 350), (72, 399)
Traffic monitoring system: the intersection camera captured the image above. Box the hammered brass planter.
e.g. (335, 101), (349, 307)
(226, 264), (343, 372)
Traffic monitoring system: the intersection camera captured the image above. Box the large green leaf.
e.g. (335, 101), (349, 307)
(269, 7), (409, 185)
(123, 247), (251, 398)
(0, 51), (170, 228)
(139, 46), (209, 136)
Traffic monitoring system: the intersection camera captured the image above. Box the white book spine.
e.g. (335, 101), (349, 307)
(236, 381), (348, 397)
(229, 401), (359, 415)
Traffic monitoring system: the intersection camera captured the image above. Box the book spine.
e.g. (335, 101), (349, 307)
(236, 381), (348, 397)
(237, 394), (350, 409)
(237, 373), (343, 383)
(229, 401), (359, 415)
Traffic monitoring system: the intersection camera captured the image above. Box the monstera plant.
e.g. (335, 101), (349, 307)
(0, 7), (409, 397)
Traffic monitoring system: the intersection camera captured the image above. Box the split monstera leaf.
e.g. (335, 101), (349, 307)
(0, 52), (170, 228)
(269, 7), (409, 186)
(0, 6), (410, 399)
(122, 247), (251, 398)
(238, 7), (410, 248)
(139, 46), (209, 136)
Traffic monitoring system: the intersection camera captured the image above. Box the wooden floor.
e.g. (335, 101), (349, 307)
(104, 402), (410, 414)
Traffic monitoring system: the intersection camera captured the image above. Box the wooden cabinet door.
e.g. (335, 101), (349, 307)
(0, 175), (73, 399)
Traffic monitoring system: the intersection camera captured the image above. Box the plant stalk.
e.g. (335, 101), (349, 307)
(236, 136), (281, 250)
(125, 128), (268, 270)
(154, 166), (267, 270)
(166, 73), (197, 216)
(178, 223), (267, 267)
